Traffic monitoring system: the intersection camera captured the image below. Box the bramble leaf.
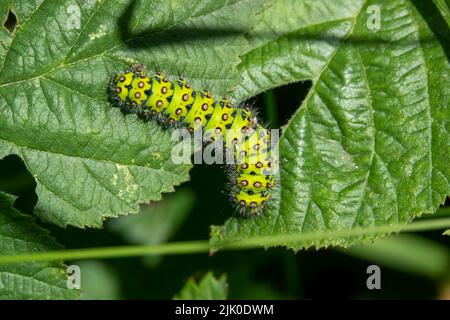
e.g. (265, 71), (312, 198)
(0, 192), (80, 299)
(0, 0), (264, 227)
(212, 0), (450, 249)
(174, 272), (228, 300)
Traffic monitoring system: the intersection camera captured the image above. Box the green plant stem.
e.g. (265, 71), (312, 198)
(1, 217), (450, 264)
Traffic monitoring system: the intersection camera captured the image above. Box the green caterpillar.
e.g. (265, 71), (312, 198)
(109, 64), (276, 216)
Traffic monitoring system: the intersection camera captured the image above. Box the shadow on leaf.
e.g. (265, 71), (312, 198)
(118, 0), (247, 49)
(118, 0), (439, 52)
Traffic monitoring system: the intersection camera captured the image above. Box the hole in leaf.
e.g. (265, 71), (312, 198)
(0, 155), (37, 214)
(3, 8), (17, 34)
(250, 81), (313, 129)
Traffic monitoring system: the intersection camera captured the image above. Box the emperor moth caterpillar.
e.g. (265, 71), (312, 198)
(109, 64), (277, 216)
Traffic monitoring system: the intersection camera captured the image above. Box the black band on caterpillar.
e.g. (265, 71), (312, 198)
(109, 64), (276, 216)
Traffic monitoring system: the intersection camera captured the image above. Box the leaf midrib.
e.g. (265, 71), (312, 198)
(0, 136), (185, 177)
(279, 0), (442, 233)
(62, 0), (108, 64)
(275, 1), (367, 233)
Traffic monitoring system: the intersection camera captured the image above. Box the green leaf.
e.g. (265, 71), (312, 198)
(0, 192), (80, 299)
(345, 235), (450, 279)
(108, 189), (195, 266)
(0, 2), (38, 61)
(212, 0), (450, 249)
(444, 229), (450, 236)
(174, 272), (228, 300)
(109, 189), (194, 245)
(0, 0), (265, 228)
(432, 0), (450, 28)
(76, 260), (120, 300)
(233, 0), (365, 100)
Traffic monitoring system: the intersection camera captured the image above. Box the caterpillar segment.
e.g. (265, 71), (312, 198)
(232, 124), (276, 215)
(109, 64), (276, 215)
